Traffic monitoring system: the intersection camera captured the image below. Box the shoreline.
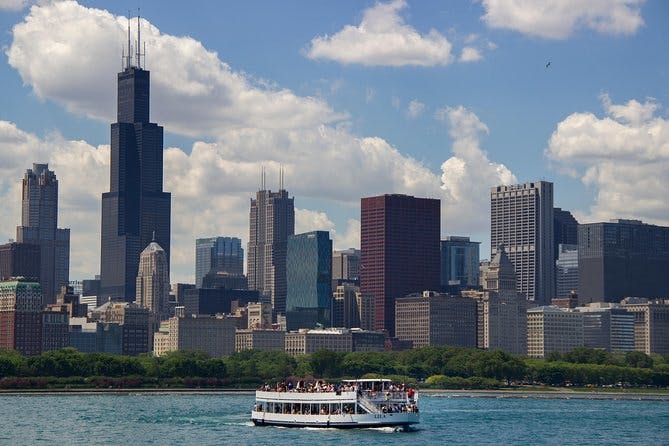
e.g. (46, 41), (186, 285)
(0, 387), (667, 400)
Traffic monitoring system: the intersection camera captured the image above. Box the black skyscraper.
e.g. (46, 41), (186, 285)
(100, 20), (171, 302)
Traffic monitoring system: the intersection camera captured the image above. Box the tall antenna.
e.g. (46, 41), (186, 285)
(279, 165), (284, 190)
(126, 11), (132, 69)
(136, 8), (142, 69)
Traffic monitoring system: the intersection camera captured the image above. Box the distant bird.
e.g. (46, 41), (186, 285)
(545, 61), (551, 68)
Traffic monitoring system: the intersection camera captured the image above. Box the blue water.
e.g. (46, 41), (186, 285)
(0, 393), (666, 445)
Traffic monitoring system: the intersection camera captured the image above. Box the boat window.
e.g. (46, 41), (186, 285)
(310, 403), (319, 415)
(356, 403), (369, 414)
(343, 403), (355, 414)
(319, 403), (329, 415)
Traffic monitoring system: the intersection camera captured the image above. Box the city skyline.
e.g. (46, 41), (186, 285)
(0, 1), (668, 283)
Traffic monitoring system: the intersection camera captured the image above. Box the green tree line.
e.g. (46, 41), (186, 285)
(0, 347), (667, 389)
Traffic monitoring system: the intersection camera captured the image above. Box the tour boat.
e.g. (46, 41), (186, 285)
(251, 378), (419, 429)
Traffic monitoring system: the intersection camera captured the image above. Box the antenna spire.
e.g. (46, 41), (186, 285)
(126, 11), (132, 69)
(136, 8), (142, 69)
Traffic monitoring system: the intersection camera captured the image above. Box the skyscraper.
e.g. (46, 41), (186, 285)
(247, 184), (294, 315)
(285, 231), (332, 330)
(360, 194), (440, 335)
(100, 18), (171, 302)
(16, 163), (70, 305)
(332, 248), (360, 283)
(135, 239), (169, 319)
(578, 220), (669, 303)
(195, 236), (244, 288)
(490, 181), (555, 305)
(556, 243), (578, 298)
(440, 236), (480, 290)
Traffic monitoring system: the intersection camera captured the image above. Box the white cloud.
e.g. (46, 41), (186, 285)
(6, 0), (344, 138)
(481, 0), (645, 39)
(406, 99), (425, 118)
(460, 47), (482, 62)
(546, 95), (669, 224)
(306, 0), (454, 67)
(435, 106), (517, 228)
(0, 0), (29, 11)
(2, 2), (518, 283)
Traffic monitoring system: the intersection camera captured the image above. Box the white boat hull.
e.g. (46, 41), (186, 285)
(251, 410), (419, 428)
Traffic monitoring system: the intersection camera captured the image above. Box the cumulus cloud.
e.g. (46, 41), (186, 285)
(306, 0), (454, 67)
(460, 47), (482, 62)
(0, 0), (29, 11)
(436, 106), (517, 228)
(481, 0), (645, 39)
(6, 0), (343, 138)
(546, 95), (669, 224)
(2, 2), (517, 282)
(406, 99), (425, 118)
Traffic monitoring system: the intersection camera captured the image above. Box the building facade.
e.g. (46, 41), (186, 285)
(621, 297), (669, 355)
(135, 240), (169, 319)
(235, 328), (285, 352)
(0, 242), (40, 282)
(490, 181), (555, 305)
(247, 188), (294, 315)
(440, 236), (480, 291)
(395, 291), (477, 348)
(284, 328), (353, 355)
(576, 304), (635, 353)
(0, 280), (42, 355)
(91, 301), (150, 355)
(286, 231), (332, 330)
(473, 245), (528, 355)
(195, 236), (244, 288)
(527, 306), (583, 358)
(578, 220), (669, 303)
(555, 244), (578, 299)
(153, 314), (237, 357)
(100, 44), (171, 302)
(332, 249), (360, 283)
(361, 194), (441, 335)
(15, 164), (70, 305)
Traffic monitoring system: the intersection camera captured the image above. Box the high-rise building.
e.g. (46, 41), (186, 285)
(286, 231), (332, 330)
(41, 306), (69, 353)
(395, 291), (477, 348)
(554, 208), (578, 254)
(527, 306), (583, 358)
(471, 244), (528, 355)
(332, 249), (360, 283)
(15, 164), (70, 305)
(247, 186), (294, 315)
(361, 194), (440, 335)
(236, 328), (285, 352)
(135, 239), (169, 319)
(440, 236), (480, 291)
(578, 220), (669, 304)
(621, 297), (669, 355)
(100, 21), (171, 302)
(0, 242), (40, 281)
(332, 283), (361, 328)
(247, 301), (273, 329)
(195, 236), (244, 288)
(555, 244), (578, 298)
(0, 279), (42, 355)
(490, 181), (555, 305)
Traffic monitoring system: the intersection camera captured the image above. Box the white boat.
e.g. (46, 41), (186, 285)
(251, 378), (419, 429)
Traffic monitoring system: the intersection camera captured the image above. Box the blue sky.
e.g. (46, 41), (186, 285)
(0, 0), (668, 283)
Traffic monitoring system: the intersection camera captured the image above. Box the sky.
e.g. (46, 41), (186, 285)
(0, 0), (668, 284)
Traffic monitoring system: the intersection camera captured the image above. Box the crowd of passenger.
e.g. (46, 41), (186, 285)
(259, 380), (358, 393)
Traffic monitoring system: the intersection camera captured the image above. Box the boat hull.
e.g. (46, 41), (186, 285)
(251, 411), (418, 429)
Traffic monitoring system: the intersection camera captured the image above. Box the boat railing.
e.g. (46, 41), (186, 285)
(357, 393), (383, 414)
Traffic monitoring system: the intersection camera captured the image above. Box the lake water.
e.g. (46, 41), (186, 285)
(0, 392), (667, 445)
